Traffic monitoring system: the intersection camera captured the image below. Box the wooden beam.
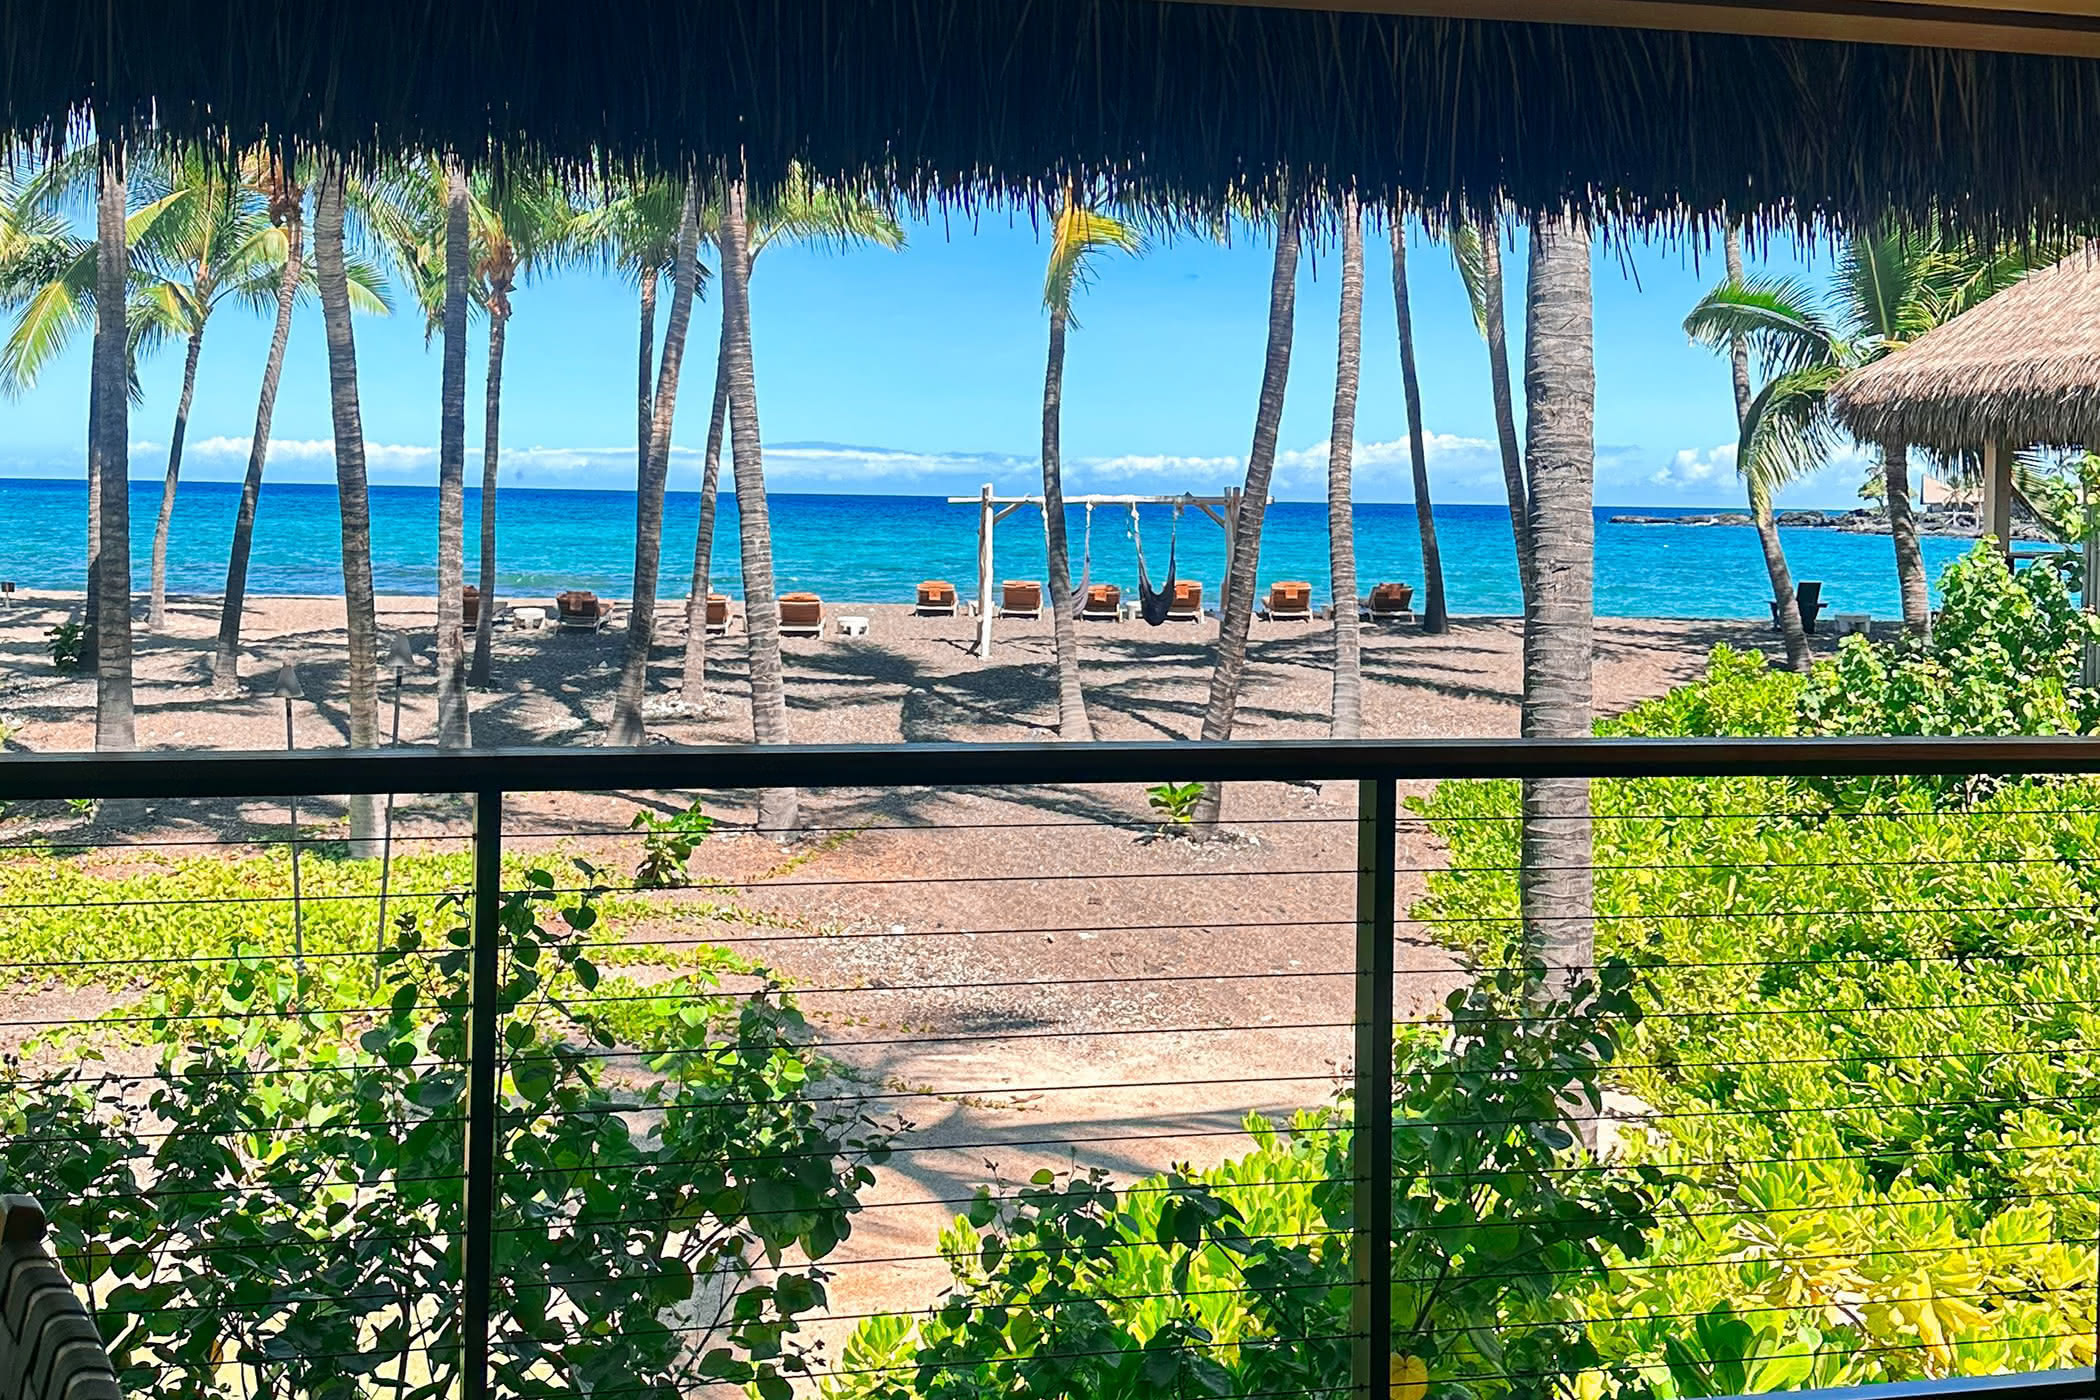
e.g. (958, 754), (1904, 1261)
(1983, 439), (2013, 554)
(1178, 0), (2100, 59)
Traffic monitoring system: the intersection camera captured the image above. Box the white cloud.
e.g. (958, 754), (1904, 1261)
(1649, 443), (1738, 491)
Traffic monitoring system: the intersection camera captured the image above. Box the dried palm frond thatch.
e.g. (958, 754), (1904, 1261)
(13, 1), (2100, 230)
(1830, 249), (2100, 451)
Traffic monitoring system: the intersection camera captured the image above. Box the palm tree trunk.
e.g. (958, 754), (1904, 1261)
(84, 368), (101, 666)
(469, 304), (508, 686)
(149, 324), (205, 631)
(93, 143), (139, 809)
(1391, 216), (1447, 634)
(720, 180), (798, 834)
(434, 163), (473, 748)
(679, 341), (731, 704)
(1518, 211), (1595, 1018)
(212, 202), (304, 694)
(1193, 214), (1301, 832)
(1329, 200), (1365, 740)
(637, 272), (657, 471)
(608, 184), (701, 746)
(1479, 214), (1536, 614)
(1884, 439), (1931, 634)
(315, 164), (382, 854)
(1725, 227), (1809, 672)
(1041, 303), (1093, 740)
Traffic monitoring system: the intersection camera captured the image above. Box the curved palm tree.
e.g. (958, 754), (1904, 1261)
(314, 157), (384, 853)
(1193, 207), (1302, 832)
(1037, 188), (1139, 741)
(1389, 211), (1447, 633)
(718, 178), (798, 832)
(212, 150), (308, 693)
(677, 172), (904, 706)
(606, 179), (701, 746)
(132, 149), (383, 631)
(1329, 196), (1366, 738)
(464, 173), (573, 686)
(1450, 208), (1535, 614)
(1686, 223), (2036, 634)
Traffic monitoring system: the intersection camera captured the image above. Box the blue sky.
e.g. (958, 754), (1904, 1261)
(0, 211), (1873, 507)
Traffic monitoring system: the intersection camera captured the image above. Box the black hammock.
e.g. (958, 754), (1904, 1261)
(1130, 503), (1178, 626)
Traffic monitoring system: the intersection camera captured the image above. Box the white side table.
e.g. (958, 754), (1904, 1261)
(512, 606), (547, 630)
(837, 616), (870, 637)
(1833, 613), (1870, 637)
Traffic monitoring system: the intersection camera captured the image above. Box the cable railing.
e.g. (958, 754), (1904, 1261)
(0, 736), (2097, 1400)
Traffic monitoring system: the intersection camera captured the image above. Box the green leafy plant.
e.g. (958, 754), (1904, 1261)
(828, 959), (1666, 1400)
(45, 619), (84, 671)
(631, 797), (715, 887)
(1146, 782), (1204, 828)
(0, 860), (888, 1400)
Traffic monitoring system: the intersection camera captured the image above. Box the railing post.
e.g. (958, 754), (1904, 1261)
(1352, 777), (1397, 1400)
(463, 789), (503, 1400)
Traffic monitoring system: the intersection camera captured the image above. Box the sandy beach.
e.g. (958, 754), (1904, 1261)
(0, 591), (1832, 1350)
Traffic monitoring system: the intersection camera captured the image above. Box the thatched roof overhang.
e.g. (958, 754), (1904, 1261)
(13, 0), (2100, 229)
(1831, 253), (2100, 452)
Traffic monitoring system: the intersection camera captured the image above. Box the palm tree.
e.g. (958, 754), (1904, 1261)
(1518, 210), (1596, 1010)
(1329, 196), (1366, 739)
(1037, 188), (1139, 741)
(1389, 212), (1447, 633)
(212, 150), (307, 694)
(606, 180), (701, 745)
(1683, 227), (1812, 671)
(718, 179), (798, 833)
(466, 174), (572, 686)
(1192, 208), (1302, 832)
(677, 173), (905, 706)
(92, 141), (140, 814)
(435, 161), (473, 747)
(1451, 210), (1535, 612)
(0, 154), (187, 655)
(1685, 224), (2035, 634)
(314, 157), (383, 852)
(132, 149), (321, 632)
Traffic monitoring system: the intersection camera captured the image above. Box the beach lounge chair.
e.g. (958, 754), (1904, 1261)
(705, 593), (732, 636)
(556, 590), (613, 633)
(1167, 580), (1203, 623)
(1772, 580), (1825, 634)
(915, 580), (958, 617)
(1000, 580), (1043, 620)
(462, 585), (481, 629)
(1368, 582), (1415, 623)
(1261, 581), (1314, 622)
(1081, 583), (1122, 622)
(780, 592), (824, 638)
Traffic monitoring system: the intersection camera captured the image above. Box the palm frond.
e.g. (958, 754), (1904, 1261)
(1043, 200), (1140, 320)
(1447, 215), (1491, 338)
(1736, 363), (1848, 502)
(1683, 276), (1845, 378)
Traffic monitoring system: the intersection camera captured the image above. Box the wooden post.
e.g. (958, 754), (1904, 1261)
(1982, 439), (2012, 559)
(1220, 486), (1241, 622)
(976, 482), (995, 658)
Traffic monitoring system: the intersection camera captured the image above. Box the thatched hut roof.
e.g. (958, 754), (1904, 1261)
(13, 1), (2100, 228)
(1830, 252), (2100, 451)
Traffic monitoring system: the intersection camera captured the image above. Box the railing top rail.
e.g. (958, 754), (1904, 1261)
(5, 735), (2100, 801)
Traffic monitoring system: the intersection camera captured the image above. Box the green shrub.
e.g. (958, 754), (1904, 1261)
(0, 869), (886, 1400)
(825, 962), (1666, 1400)
(45, 619), (83, 671)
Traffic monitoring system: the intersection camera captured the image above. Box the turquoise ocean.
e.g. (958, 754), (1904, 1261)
(0, 478), (1993, 620)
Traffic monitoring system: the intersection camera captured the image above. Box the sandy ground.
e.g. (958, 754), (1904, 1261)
(0, 591), (1836, 1369)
